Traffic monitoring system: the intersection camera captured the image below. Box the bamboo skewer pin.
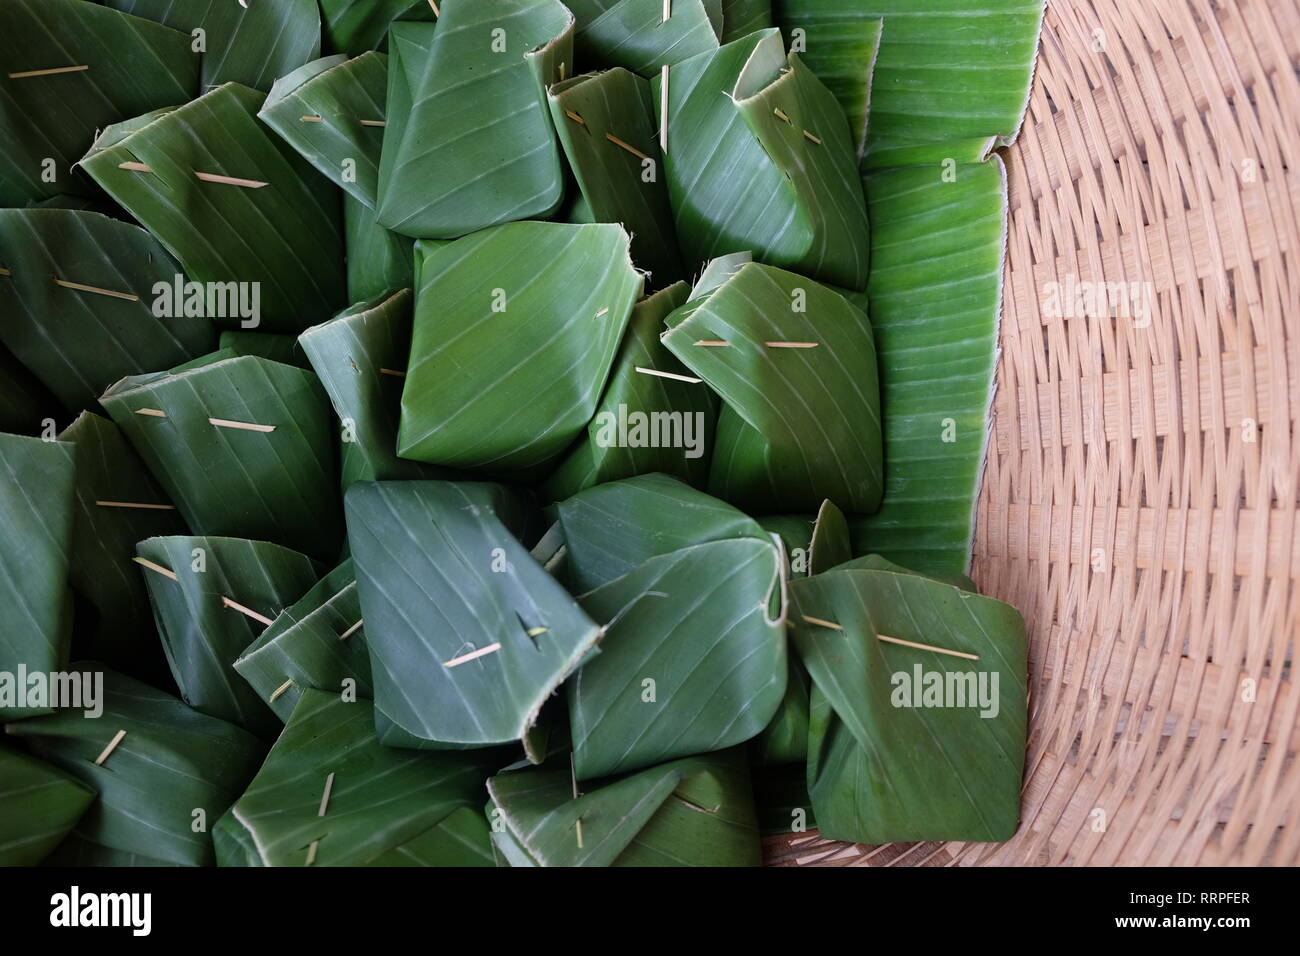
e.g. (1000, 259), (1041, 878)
(132, 556), (178, 581)
(774, 107), (792, 124)
(339, 619), (363, 641)
(269, 678), (294, 702)
(221, 596), (275, 627)
(118, 162), (152, 173)
(803, 130), (823, 145)
(660, 66), (669, 154)
(95, 500), (176, 511)
(0, 268), (10, 276)
(443, 643), (502, 668)
(605, 133), (649, 160)
(53, 278), (139, 301)
(563, 109), (586, 127)
(428, 0), (440, 15)
(134, 408), (167, 418)
(378, 368), (406, 377)
(208, 417), (276, 433)
(571, 753), (584, 849)
(8, 65), (89, 79)
(800, 614), (980, 660)
(94, 729), (127, 766)
(663, 0), (671, 22)
(595, 307), (609, 318)
(764, 341), (819, 349)
(193, 170), (269, 189)
(305, 772), (333, 866)
(634, 366), (702, 384)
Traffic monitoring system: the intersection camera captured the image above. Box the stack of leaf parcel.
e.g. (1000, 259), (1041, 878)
(0, 0), (1043, 866)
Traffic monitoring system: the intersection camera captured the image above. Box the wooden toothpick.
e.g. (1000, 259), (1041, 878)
(774, 107), (792, 124)
(595, 307), (609, 318)
(318, 772), (335, 817)
(694, 339), (730, 347)
(300, 115), (323, 123)
(132, 556), (178, 581)
(801, 614), (842, 631)
(208, 417), (276, 433)
(378, 368), (406, 377)
(94, 729), (127, 766)
(221, 596), (274, 627)
(443, 643), (502, 668)
(95, 500), (176, 511)
(765, 341), (819, 349)
(269, 678), (294, 702)
(134, 408), (167, 418)
(53, 278), (139, 301)
(118, 161), (153, 173)
(0, 267), (10, 276)
(634, 366), (702, 384)
(359, 119), (386, 127)
(605, 132), (649, 160)
(339, 619), (363, 641)
(877, 633), (980, 661)
(193, 171), (269, 189)
(563, 109), (586, 127)
(306, 840), (320, 865)
(803, 130), (823, 145)
(8, 65), (88, 79)
(428, 0), (440, 14)
(660, 66), (669, 154)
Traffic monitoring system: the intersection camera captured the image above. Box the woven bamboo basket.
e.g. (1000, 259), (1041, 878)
(767, 0), (1299, 867)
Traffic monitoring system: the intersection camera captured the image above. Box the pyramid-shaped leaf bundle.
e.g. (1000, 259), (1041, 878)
(7, 666), (264, 866)
(100, 353), (343, 558)
(0, 747), (95, 866)
(136, 536), (321, 738)
(81, 82), (345, 333)
(488, 747), (760, 866)
(214, 691), (496, 866)
(318, 0), (437, 59)
(346, 480), (602, 748)
(662, 260), (882, 514)
(376, 1), (573, 238)
(0, 434), (76, 719)
(398, 222), (642, 471)
(566, 0), (723, 76)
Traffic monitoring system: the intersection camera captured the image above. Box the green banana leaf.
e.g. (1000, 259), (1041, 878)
(217, 331), (311, 368)
(398, 222), (642, 471)
(547, 68), (685, 286)
(298, 290), (447, 488)
(772, 3), (881, 157)
(0, 747), (95, 866)
(661, 260), (882, 514)
(80, 82), (346, 333)
(566, 0), (722, 75)
(103, 0), (321, 93)
(7, 665), (264, 866)
(258, 52), (387, 206)
(59, 412), (185, 684)
(791, 566), (1027, 843)
(488, 747), (760, 866)
(752, 761), (814, 834)
(0, 345), (59, 435)
(758, 514), (814, 576)
(99, 353), (344, 559)
(655, 28), (870, 288)
(720, 0), (772, 41)
(0, 434), (76, 719)
(233, 559), (373, 722)
(0, 0), (198, 206)
(554, 472), (767, 593)
(344, 195), (415, 302)
(0, 208), (215, 411)
(376, 2), (573, 237)
(319, 0), (436, 58)
(346, 480), (602, 748)
(569, 535), (786, 779)
(854, 0), (1045, 168)
(848, 160), (1005, 574)
(542, 283), (715, 500)
(135, 535), (321, 737)
(40, 833), (181, 868)
(840, 552), (978, 592)
(214, 690), (496, 866)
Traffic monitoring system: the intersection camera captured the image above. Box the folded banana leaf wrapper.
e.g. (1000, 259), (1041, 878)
(0, 0), (1047, 865)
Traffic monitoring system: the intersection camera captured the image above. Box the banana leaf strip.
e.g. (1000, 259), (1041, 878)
(772, 3), (882, 157)
(854, 0), (1045, 168)
(655, 29), (870, 288)
(136, 535), (322, 737)
(0, 208), (215, 411)
(542, 283), (715, 501)
(720, 0), (773, 41)
(60, 412), (185, 684)
(233, 559), (373, 722)
(398, 222), (642, 471)
(569, 535), (786, 778)
(848, 160), (1005, 574)
(376, 3), (574, 238)
(662, 260), (882, 514)
(103, 0), (322, 94)
(299, 290), (446, 488)
(7, 665), (264, 866)
(547, 67), (685, 286)
(791, 566), (1027, 843)
(217, 331), (311, 369)
(81, 82), (346, 334)
(488, 747), (760, 866)
(555, 472), (767, 593)
(0, 434), (76, 719)
(258, 52), (388, 207)
(566, 0), (722, 75)
(0, 747), (95, 866)
(346, 480), (602, 747)
(319, 0), (437, 58)
(0, 0), (199, 206)
(214, 690), (496, 866)
(100, 353), (344, 559)
(344, 194), (415, 303)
